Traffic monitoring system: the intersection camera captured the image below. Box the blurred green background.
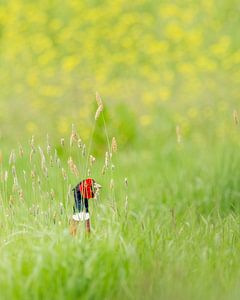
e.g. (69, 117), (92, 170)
(0, 0), (239, 147)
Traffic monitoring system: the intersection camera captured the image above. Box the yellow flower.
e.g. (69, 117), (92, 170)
(159, 4), (179, 18)
(62, 56), (79, 72)
(165, 23), (183, 42)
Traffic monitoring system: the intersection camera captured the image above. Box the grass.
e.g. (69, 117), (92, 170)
(0, 114), (240, 300)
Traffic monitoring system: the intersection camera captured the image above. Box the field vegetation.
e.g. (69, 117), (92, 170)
(0, 0), (240, 299)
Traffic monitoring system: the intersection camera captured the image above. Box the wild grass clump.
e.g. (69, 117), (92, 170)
(1, 95), (240, 300)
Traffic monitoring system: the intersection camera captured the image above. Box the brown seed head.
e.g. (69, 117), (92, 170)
(96, 92), (103, 107)
(111, 137), (117, 153)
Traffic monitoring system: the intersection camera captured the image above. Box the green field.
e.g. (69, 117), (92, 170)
(0, 0), (240, 299)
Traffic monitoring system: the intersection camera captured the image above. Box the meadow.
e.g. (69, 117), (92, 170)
(0, 0), (240, 299)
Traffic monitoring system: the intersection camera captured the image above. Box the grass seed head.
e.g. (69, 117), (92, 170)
(19, 189), (24, 201)
(77, 138), (82, 148)
(31, 170), (36, 180)
(89, 155), (96, 166)
(70, 124), (78, 146)
(62, 168), (67, 180)
(50, 189), (55, 200)
(95, 105), (103, 120)
(96, 91), (103, 107)
(105, 151), (109, 168)
(111, 137), (117, 153)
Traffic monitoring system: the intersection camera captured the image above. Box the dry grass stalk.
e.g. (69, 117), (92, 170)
(9, 150), (16, 165)
(176, 125), (182, 143)
(233, 110), (239, 125)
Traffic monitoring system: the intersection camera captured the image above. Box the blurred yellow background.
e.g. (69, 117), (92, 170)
(0, 0), (239, 146)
